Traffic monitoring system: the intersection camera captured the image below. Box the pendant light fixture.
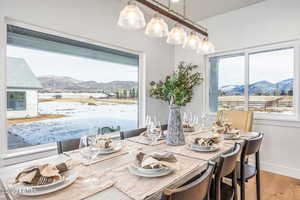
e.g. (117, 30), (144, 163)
(198, 38), (215, 54)
(145, 13), (169, 37)
(117, 1), (146, 30)
(117, 0), (214, 52)
(183, 31), (200, 50)
(167, 23), (187, 45)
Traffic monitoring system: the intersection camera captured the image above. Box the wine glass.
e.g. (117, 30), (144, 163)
(145, 115), (152, 133)
(79, 136), (100, 185)
(148, 121), (159, 145)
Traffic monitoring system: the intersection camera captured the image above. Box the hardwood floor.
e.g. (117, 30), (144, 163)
(243, 170), (300, 200)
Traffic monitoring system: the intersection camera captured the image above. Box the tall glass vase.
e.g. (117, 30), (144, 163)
(166, 104), (185, 146)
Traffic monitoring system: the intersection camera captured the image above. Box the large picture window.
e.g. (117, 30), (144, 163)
(6, 25), (140, 150)
(209, 44), (296, 117)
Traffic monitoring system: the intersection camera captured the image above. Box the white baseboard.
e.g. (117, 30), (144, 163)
(261, 161), (300, 179)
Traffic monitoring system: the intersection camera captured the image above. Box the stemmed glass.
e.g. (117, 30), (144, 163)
(148, 120), (159, 145)
(79, 136), (100, 185)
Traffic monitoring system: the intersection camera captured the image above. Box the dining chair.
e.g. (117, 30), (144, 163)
(120, 127), (147, 140)
(161, 124), (168, 131)
(57, 138), (81, 154)
(237, 133), (263, 200)
(217, 110), (253, 132)
(211, 143), (241, 200)
(161, 161), (215, 200)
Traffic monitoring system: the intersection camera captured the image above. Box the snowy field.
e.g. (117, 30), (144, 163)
(8, 101), (138, 149)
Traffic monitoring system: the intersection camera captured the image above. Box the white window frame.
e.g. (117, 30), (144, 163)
(0, 18), (146, 165)
(205, 40), (300, 122)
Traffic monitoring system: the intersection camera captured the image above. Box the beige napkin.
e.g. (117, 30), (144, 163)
(95, 135), (113, 149)
(194, 136), (219, 146)
(136, 152), (177, 169)
(15, 162), (69, 185)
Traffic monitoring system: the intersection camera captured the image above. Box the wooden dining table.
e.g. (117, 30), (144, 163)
(0, 131), (259, 200)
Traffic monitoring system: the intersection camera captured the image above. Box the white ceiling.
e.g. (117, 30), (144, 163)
(157, 0), (266, 21)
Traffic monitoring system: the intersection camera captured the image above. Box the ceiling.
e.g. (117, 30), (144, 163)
(157, 0), (266, 21)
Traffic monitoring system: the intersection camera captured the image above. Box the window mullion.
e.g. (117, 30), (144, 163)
(244, 52), (249, 111)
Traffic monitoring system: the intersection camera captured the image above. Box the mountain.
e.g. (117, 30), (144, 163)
(38, 75), (138, 92)
(220, 78), (293, 95)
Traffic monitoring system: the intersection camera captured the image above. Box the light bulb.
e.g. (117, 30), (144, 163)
(183, 31), (200, 50)
(167, 24), (187, 45)
(171, 0), (180, 2)
(145, 14), (169, 37)
(118, 1), (146, 30)
(198, 38), (215, 54)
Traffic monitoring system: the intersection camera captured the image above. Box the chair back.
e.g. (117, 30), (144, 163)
(120, 128), (147, 140)
(161, 124), (168, 131)
(215, 143), (241, 178)
(243, 133), (263, 156)
(163, 162), (215, 200)
(57, 138), (80, 154)
(217, 110), (253, 132)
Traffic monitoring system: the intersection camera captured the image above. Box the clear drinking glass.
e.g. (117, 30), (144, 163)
(79, 136), (100, 185)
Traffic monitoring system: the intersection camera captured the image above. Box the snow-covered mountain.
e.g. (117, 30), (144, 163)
(220, 78), (293, 95)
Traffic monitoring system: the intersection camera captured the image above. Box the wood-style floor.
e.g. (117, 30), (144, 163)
(244, 171), (300, 200)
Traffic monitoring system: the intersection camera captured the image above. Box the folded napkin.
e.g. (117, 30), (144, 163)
(15, 162), (69, 185)
(95, 135), (113, 149)
(136, 152), (177, 169)
(194, 136), (219, 147)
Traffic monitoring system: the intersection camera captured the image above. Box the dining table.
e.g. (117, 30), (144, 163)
(0, 130), (259, 200)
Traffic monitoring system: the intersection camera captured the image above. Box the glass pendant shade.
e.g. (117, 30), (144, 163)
(117, 1), (146, 30)
(198, 38), (215, 54)
(145, 14), (169, 37)
(166, 24), (187, 45)
(183, 31), (200, 50)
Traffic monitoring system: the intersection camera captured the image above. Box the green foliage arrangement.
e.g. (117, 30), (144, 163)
(149, 62), (203, 106)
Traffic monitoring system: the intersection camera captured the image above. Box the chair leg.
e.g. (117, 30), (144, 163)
(232, 170), (238, 200)
(256, 152), (261, 200)
(240, 160), (246, 200)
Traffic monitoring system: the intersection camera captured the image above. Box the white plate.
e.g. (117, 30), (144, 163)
(97, 143), (122, 155)
(23, 177), (65, 190)
(187, 144), (219, 152)
(128, 164), (173, 178)
(223, 134), (240, 140)
(15, 170), (78, 196)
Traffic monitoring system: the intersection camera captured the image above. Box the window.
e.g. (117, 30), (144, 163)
(209, 54), (245, 112)
(7, 91), (26, 111)
(209, 44), (296, 117)
(6, 25), (141, 150)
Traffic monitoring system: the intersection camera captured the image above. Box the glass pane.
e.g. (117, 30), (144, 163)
(209, 54), (245, 112)
(249, 48), (294, 114)
(7, 43), (139, 150)
(7, 92), (26, 111)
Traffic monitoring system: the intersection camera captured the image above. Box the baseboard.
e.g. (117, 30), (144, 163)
(261, 161), (300, 179)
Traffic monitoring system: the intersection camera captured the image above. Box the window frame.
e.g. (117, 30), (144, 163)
(205, 41), (300, 121)
(0, 18), (146, 164)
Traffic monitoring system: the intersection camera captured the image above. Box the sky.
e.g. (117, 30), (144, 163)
(218, 48), (294, 87)
(7, 45), (138, 83)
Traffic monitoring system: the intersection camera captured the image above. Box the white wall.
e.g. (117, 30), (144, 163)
(175, 0), (300, 178)
(174, 47), (205, 115)
(7, 89), (39, 119)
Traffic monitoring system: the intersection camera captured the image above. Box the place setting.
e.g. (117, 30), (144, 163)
(5, 159), (80, 197)
(78, 135), (127, 166)
(127, 115), (166, 146)
(128, 151), (177, 178)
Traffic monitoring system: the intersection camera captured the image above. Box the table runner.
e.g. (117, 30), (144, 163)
(161, 142), (234, 161)
(3, 176), (114, 200)
(104, 154), (207, 200)
(126, 136), (165, 146)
